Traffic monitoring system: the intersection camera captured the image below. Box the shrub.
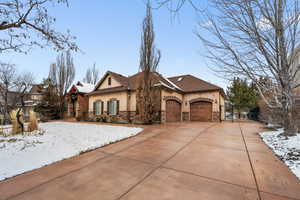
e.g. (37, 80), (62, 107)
(28, 111), (39, 132)
(9, 109), (22, 135)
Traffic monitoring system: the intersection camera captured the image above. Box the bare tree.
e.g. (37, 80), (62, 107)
(49, 50), (75, 118)
(137, 1), (161, 124)
(0, 0), (77, 53)
(153, 0), (203, 12)
(83, 63), (99, 85)
(157, 0), (300, 136)
(193, 0), (300, 136)
(0, 62), (17, 124)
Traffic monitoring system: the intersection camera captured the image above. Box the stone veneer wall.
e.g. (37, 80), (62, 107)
(88, 110), (220, 123)
(88, 111), (135, 123)
(160, 111), (166, 122)
(212, 112), (220, 122)
(182, 112), (189, 121)
(158, 111), (221, 123)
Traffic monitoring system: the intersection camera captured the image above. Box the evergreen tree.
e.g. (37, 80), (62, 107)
(227, 78), (258, 119)
(34, 78), (60, 120)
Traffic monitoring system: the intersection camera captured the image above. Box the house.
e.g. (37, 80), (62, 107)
(28, 84), (45, 103)
(86, 71), (225, 123)
(66, 81), (95, 119)
(0, 85), (41, 122)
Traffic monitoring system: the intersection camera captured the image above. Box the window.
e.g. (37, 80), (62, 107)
(108, 77), (111, 86)
(108, 100), (119, 115)
(94, 101), (102, 115)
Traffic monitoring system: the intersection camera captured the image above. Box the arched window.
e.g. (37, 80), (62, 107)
(108, 77), (111, 86)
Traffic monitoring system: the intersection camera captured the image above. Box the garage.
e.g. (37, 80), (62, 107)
(190, 101), (212, 121)
(166, 100), (181, 122)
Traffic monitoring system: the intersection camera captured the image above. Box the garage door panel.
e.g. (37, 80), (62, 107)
(166, 100), (181, 122)
(190, 101), (212, 121)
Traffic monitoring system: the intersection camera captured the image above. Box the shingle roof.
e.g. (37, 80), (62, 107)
(127, 71), (176, 90)
(88, 71), (224, 96)
(168, 75), (223, 93)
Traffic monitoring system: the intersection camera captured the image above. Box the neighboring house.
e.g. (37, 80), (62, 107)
(28, 84), (45, 103)
(86, 71), (225, 123)
(66, 81), (95, 119)
(0, 90), (33, 121)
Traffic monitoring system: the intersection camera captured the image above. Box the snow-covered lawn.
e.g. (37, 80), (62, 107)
(0, 122), (142, 181)
(260, 128), (300, 179)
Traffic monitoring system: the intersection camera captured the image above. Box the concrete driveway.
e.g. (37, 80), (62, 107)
(0, 122), (299, 200)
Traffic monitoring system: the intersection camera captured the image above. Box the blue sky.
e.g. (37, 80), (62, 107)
(0, 0), (229, 89)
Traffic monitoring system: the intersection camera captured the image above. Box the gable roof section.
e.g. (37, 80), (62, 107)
(94, 71), (129, 91)
(68, 81), (95, 94)
(168, 75), (224, 94)
(75, 81), (95, 93)
(127, 71), (177, 90)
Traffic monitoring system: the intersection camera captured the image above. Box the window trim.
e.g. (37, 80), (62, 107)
(94, 100), (103, 116)
(108, 99), (119, 115)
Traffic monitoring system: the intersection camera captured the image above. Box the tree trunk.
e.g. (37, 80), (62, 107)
(281, 87), (298, 136)
(3, 87), (9, 125)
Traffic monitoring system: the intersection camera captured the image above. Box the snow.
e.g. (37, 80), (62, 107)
(67, 81), (95, 94)
(177, 77), (183, 82)
(260, 128), (300, 179)
(76, 82), (95, 93)
(165, 77), (182, 90)
(154, 81), (175, 91)
(0, 122), (142, 181)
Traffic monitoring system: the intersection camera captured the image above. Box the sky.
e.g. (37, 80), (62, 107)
(0, 0), (229, 90)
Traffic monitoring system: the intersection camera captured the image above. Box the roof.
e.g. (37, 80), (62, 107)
(127, 71), (177, 90)
(94, 71), (129, 90)
(88, 71), (224, 96)
(68, 81), (95, 94)
(168, 75), (223, 93)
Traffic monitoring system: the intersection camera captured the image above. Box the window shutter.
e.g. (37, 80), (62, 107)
(107, 101), (110, 115)
(93, 102), (96, 115)
(101, 101), (104, 114)
(117, 100), (120, 115)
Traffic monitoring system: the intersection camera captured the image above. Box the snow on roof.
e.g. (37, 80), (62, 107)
(177, 77), (183, 81)
(154, 81), (174, 90)
(68, 81), (95, 94)
(165, 77), (182, 90)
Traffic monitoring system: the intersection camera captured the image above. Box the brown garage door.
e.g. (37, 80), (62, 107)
(166, 100), (181, 122)
(190, 101), (212, 121)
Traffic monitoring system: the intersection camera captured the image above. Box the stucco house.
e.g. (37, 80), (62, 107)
(86, 71), (225, 123)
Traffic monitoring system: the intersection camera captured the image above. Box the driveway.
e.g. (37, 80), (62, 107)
(0, 122), (299, 200)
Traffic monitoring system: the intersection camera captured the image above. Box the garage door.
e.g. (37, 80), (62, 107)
(190, 101), (212, 121)
(166, 100), (181, 122)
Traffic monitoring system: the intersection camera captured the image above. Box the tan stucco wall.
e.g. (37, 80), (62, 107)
(161, 89), (184, 112)
(89, 91), (128, 112)
(183, 91), (220, 112)
(97, 75), (122, 90)
(128, 91), (136, 111)
(219, 94), (225, 120)
(161, 89), (224, 114)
